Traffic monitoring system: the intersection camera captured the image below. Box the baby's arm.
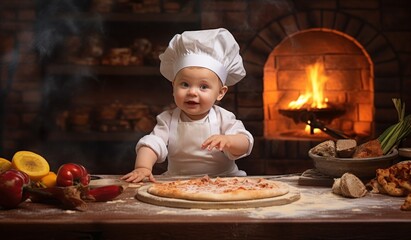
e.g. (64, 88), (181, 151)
(122, 110), (171, 183)
(201, 134), (250, 157)
(121, 146), (158, 183)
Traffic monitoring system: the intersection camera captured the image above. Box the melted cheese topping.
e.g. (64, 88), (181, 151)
(155, 176), (280, 194)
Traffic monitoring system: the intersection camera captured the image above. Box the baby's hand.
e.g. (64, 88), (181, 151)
(202, 134), (250, 157)
(120, 168), (156, 183)
(202, 134), (230, 152)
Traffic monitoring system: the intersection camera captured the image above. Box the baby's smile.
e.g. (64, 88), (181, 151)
(185, 100), (199, 105)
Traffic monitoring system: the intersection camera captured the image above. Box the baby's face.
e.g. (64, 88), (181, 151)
(173, 67), (227, 120)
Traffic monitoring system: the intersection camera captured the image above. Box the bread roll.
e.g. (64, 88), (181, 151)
(311, 140), (336, 157)
(332, 173), (367, 198)
(336, 139), (357, 158)
(353, 139), (383, 158)
(331, 178), (342, 195)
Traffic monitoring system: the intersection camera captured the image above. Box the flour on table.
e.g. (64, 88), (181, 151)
(157, 210), (179, 214)
(154, 186), (404, 219)
(107, 199), (126, 204)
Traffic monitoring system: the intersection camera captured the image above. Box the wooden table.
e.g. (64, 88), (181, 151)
(1, 175), (410, 240)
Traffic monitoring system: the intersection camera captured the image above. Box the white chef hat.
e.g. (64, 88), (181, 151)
(159, 28), (246, 86)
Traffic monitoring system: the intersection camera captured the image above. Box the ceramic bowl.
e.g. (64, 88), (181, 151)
(399, 148), (411, 158)
(308, 148), (399, 178)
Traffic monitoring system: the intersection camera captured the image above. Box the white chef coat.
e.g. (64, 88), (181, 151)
(136, 105), (254, 177)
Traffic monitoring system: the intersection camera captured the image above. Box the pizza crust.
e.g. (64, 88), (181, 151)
(147, 176), (290, 202)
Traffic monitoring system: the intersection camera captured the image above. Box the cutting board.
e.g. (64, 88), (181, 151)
(135, 183), (300, 209)
(298, 169), (335, 187)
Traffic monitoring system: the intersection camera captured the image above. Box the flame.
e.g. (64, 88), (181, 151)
(304, 125), (321, 134)
(288, 61), (329, 109)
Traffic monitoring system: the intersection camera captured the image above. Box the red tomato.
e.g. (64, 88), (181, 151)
(0, 169), (30, 209)
(56, 163), (90, 187)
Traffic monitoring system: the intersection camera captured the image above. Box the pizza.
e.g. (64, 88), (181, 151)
(147, 175), (289, 202)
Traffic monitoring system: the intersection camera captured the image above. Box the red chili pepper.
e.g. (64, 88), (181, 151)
(0, 169), (30, 209)
(88, 185), (124, 202)
(56, 163), (90, 187)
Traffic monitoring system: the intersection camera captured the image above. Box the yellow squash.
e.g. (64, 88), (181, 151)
(39, 171), (57, 188)
(12, 151), (50, 181)
(0, 157), (12, 173)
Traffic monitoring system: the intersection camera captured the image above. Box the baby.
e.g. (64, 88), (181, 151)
(121, 28), (254, 183)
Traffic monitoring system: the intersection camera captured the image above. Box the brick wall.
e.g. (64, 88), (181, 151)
(0, 1), (43, 157)
(1, 0), (411, 175)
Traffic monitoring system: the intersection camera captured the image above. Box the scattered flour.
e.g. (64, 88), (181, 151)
(5, 177), (402, 220)
(107, 199), (126, 204)
(157, 210), (179, 214)
(129, 183), (143, 188)
(153, 186), (404, 219)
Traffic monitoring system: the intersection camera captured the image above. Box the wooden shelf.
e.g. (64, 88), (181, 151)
(47, 131), (145, 142)
(42, 3), (201, 146)
(102, 12), (200, 23)
(57, 12), (200, 24)
(45, 64), (161, 76)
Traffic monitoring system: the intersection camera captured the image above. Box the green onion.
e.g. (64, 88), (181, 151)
(377, 99), (411, 154)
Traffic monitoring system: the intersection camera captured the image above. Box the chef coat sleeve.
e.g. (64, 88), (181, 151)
(135, 110), (172, 163)
(216, 106), (254, 160)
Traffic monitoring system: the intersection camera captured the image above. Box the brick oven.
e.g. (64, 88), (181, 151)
(1, 0), (411, 175)
(236, 2), (411, 174)
(264, 29), (373, 140)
